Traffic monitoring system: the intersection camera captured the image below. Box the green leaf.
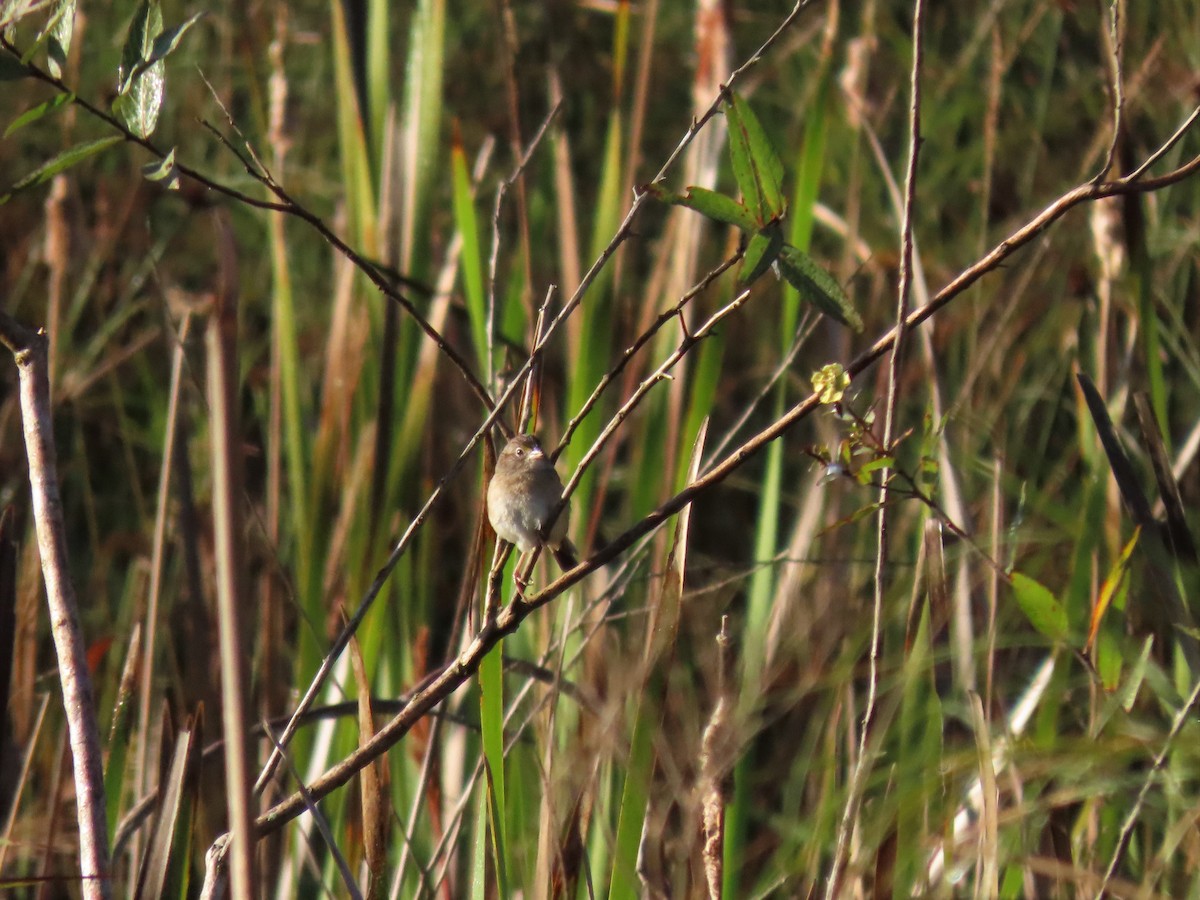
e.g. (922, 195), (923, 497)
(740, 225), (783, 285)
(47, 0), (76, 78)
(1010, 572), (1068, 643)
(117, 0), (161, 92)
(725, 90), (785, 223)
(857, 456), (895, 477)
(125, 12), (204, 88)
(5, 92), (74, 137)
(1, 136), (122, 204)
(830, 502), (883, 530)
(20, 0), (73, 68)
(112, 85), (161, 139)
(141, 148), (178, 189)
(776, 244), (862, 331)
(115, 0), (164, 138)
(644, 183), (757, 230)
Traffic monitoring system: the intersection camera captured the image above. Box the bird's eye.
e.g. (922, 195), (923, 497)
(514, 448), (523, 457)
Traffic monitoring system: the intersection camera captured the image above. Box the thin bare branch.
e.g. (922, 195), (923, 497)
(1093, 0), (1125, 183)
(0, 38), (496, 416)
(0, 312), (111, 900)
(827, 0), (925, 892)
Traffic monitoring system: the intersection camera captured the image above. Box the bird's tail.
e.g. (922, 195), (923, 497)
(553, 538), (579, 572)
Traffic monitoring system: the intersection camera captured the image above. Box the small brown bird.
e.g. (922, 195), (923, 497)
(487, 434), (579, 572)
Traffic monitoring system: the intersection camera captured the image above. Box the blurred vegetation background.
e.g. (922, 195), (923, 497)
(2, 0), (1200, 896)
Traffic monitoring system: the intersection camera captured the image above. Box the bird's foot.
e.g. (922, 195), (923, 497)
(512, 570), (530, 599)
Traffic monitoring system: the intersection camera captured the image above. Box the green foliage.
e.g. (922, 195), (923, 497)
(479, 644), (509, 896)
(19, 0), (73, 72)
(1010, 571), (1069, 643)
(648, 90), (860, 330)
(4, 90), (72, 137)
(451, 133), (488, 372)
(113, 0), (164, 137)
(2, 1), (1200, 898)
(725, 89), (786, 223)
(777, 243), (861, 330)
(1, 135), (121, 203)
(140, 146), (178, 189)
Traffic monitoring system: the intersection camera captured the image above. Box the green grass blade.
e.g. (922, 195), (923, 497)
(479, 640), (509, 894)
(452, 130), (488, 372)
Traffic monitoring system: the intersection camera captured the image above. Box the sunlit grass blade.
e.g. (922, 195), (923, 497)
(1086, 526), (1140, 655)
(134, 721), (199, 900)
(452, 126), (488, 372)
(479, 639), (509, 894)
(609, 422), (706, 898)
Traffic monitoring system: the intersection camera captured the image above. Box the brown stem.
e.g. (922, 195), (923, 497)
(206, 212), (258, 896)
(0, 313), (111, 900)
